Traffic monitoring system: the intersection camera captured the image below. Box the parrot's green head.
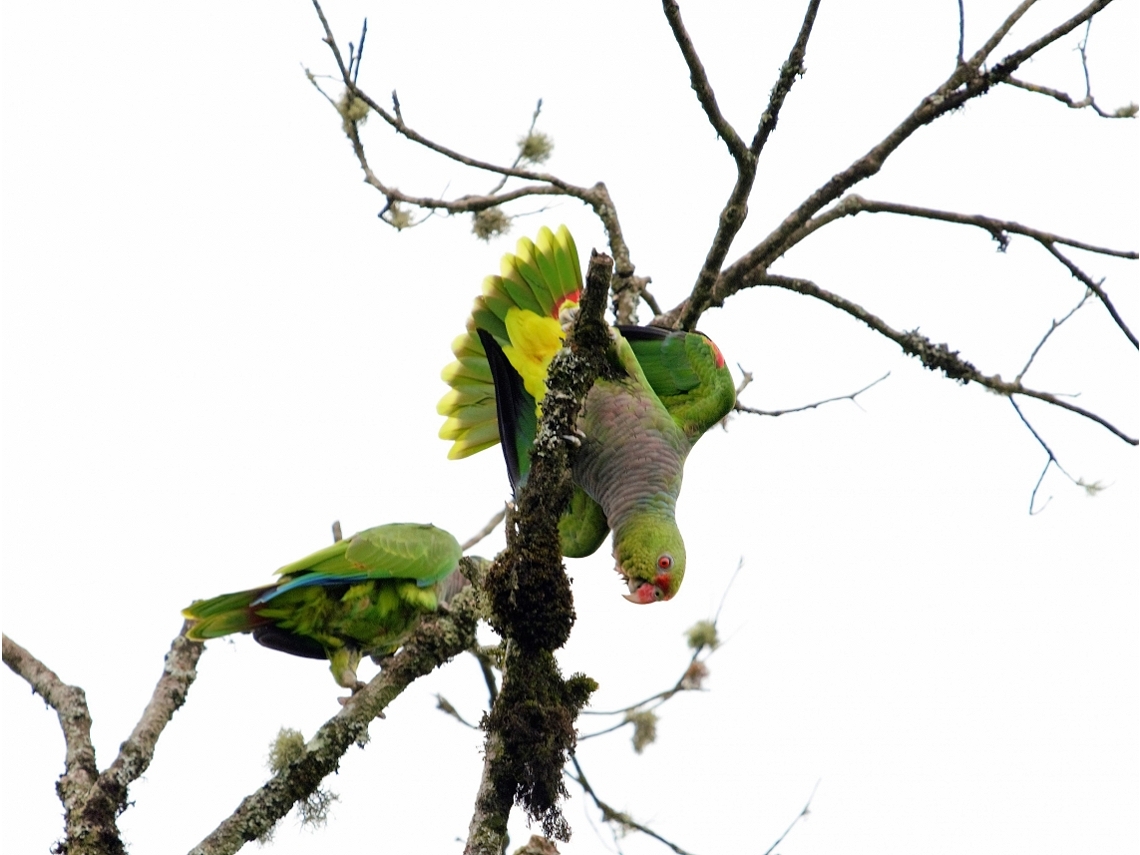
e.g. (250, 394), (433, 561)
(613, 520), (686, 604)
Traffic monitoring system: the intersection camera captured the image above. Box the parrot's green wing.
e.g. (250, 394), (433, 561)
(183, 523), (464, 690)
(271, 522), (462, 593)
(619, 326), (737, 441)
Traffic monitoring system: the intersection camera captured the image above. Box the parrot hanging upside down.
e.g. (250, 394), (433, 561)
(437, 225), (736, 603)
(183, 523), (470, 691)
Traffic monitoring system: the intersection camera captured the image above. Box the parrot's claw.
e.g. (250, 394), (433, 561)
(562, 434), (582, 447)
(337, 680), (370, 707)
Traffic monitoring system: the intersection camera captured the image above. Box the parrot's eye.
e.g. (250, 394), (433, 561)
(657, 554), (673, 570)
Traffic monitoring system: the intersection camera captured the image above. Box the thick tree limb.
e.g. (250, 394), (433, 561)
(464, 254), (613, 853)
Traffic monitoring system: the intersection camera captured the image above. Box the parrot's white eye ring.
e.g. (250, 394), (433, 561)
(657, 554), (673, 571)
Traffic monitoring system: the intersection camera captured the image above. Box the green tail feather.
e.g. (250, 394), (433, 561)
(183, 586), (273, 640)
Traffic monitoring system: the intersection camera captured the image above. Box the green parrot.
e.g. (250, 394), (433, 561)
(183, 523), (467, 690)
(437, 226), (736, 604)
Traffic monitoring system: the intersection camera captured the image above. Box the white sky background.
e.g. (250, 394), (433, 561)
(1, 1), (1136, 853)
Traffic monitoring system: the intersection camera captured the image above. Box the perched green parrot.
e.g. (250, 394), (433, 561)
(438, 226), (736, 603)
(183, 523), (466, 690)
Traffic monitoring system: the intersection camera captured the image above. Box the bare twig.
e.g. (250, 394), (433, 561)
(471, 646), (501, 706)
(1043, 244), (1137, 348)
(790, 195), (1138, 260)
(461, 506), (507, 552)
(308, 0), (642, 293)
(670, 0), (823, 331)
(1004, 76), (1136, 117)
(436, 694), (480, 729)
(956, 0), (966, 66)
(1010, 399), (1094, 514)
(736, 372), (890, 418)
(568, 754), (696, 855)
(746, 273), (1137, 445)
(1017, 291), (1092, 383)
(662, 0), (1117, 327)
(780, 195), (1137, 349)
(661, 0), (748, 162)
(762, 779), (820, 855)
(1007, 19), (1137, 118)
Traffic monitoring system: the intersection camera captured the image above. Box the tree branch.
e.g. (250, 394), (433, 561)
(461, 506), (508, 552)
(791, 194), (1138, 259)
(746, 273), (1137, 445)
(660, 0), (1116, 327)
(777, 194), (1138, 348)
(735, 372), (891, 418)
(4, 634), (101, 846)
(96, 628), (204, 825)
(1042, 243), (1136, 348)
(308, 0), (642, 297)
(465, 254), (613, 852)
(762, 779), (820, 855)
(568, 754), (696, 855)
(4, 628), (204, 855)
(670, 0), (822, 331)
(1006, 17), (1137, 118)
(661, 0), (748, 162)
(190, 573), (484, 855)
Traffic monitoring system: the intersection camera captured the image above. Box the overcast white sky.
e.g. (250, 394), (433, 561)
(2, 2), (1136, 853)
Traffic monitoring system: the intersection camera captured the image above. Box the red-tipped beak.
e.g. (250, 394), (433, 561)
(623, 582), (657, 605)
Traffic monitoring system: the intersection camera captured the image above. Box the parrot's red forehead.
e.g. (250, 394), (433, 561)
(655, 572), (675, 597)
(707, 339), (725, 368)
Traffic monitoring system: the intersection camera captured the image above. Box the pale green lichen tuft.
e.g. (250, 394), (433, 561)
(337, 91), (370, 134)
(1078, 478), (1107, 496)
(472, 207), (511, 241)
(264, 727), (340, 831)
(517, 131), (554, 164)
(685, 619), (719, 651)
(1113, 102), (1138, 118)
(625, 710), (658, 754)
(388, 202), (412, 230)
(267, 727), (306, 773)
